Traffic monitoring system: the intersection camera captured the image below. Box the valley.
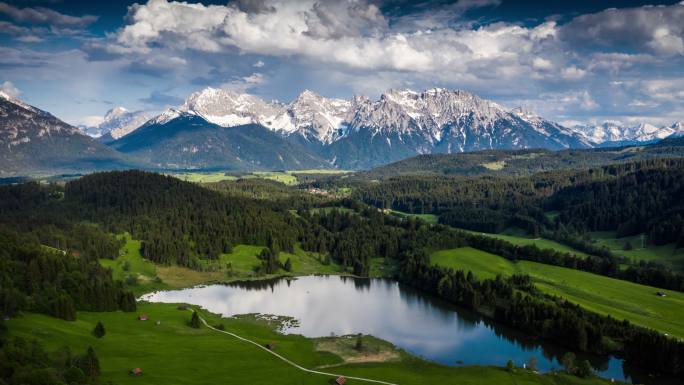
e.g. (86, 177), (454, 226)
(3, 2), (684, 384)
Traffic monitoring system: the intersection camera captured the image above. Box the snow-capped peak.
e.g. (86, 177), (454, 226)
(147, 86), (589, 150)
(0, 90), (39, 113)
(179, 87), (281, 128)
(572, 121), (682, 144)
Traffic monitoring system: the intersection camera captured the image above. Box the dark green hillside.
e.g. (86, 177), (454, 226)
(360, 137), (684, 178)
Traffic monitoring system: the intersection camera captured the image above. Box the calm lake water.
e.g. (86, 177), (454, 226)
(140, 275), (673, 384)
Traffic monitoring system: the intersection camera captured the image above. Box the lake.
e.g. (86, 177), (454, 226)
(140, 275), (670, 384)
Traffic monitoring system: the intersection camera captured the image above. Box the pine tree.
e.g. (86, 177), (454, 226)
(283, 258), (292, 272)
(77, 346), (100, 378)
(190, 311), (201, 329)
(92, 321), (106, 338)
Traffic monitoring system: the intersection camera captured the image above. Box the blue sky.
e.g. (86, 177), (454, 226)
(1, 0), (684, 128)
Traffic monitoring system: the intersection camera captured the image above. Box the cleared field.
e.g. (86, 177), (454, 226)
(7, 304), (617, 385)
(430, 247), (684, 339)
(168, 172), (238, 183)
(590, 231), (684, 271)
(99, 233), (167, 294)
(290, 169), (352, 175)
(481, 161), (506, 170)
(103, 235), (347, 291)
(457, 228), (589, 257)
(388, 210), (439, 224)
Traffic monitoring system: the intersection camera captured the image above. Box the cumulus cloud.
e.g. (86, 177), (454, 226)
(110, 0), (559, 79)
(74, 115), (104, 127)
(0, 80), (20, 97)
(561, 66), (587, 80)
(0, 2), (98, 28)
(560, 2), (684, 56)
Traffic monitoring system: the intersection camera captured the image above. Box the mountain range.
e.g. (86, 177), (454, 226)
(572, 121), (684, 147)
(2, 86), (684, 176)
(109, 87), (592, 169)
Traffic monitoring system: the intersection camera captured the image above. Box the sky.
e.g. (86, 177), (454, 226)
(1, 0), (684, 128)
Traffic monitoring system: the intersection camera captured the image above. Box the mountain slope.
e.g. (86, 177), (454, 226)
(109, 113), (329, 170)
(0, 92), (133, 176)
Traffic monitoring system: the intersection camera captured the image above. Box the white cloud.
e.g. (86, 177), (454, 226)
(561, 66), (587, 80)
(253, 60), (265, 68)
(219, 72), (266, 93)
(532, 57), (553, 71)
(0, 80), (20, 97)
(74, 115), (104, 127)
(111, 0), (560, 78)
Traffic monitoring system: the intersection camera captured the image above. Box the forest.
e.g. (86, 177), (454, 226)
(1, 165), (684, 381)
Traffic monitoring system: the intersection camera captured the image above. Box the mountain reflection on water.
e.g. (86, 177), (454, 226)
(140, 275), (674, 385)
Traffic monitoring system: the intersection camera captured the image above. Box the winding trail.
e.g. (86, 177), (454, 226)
(191, 310), (398, 385)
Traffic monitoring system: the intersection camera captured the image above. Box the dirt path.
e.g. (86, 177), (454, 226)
(192, 310), (398, 385)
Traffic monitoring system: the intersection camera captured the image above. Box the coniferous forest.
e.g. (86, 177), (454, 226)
(1, 158), (684, 382)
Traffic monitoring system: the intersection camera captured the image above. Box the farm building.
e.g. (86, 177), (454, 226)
(137, 314), (148, 321)
(129, 368), (142, 376)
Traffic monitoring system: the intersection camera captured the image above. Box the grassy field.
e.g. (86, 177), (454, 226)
(456, 227), (589, 257)
(430, 247), (684, 339)
(99, 233), (168, 294)
(7, 304), (618, 385)
(102, 234), (348, 293)
(481, 161), (506, 170)
(168, 172), (238, 183)
(168, 169), (351, 186)
(388, 210), (439, 224)
(590, 231), (684, 271)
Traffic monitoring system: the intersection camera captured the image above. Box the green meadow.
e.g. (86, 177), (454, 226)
(168, 169), (351, 186)
(456, 227), (590, 257)
(388, 210), (439, 224)
(100, 234), (347, 293)
(590, 231), (684, 272)
(7, 304), (619, 385)
(430, 247), (684, 339)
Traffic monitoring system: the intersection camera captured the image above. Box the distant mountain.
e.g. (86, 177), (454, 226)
(572, 121), (684, 147)
(108, 113), (329, 171)
(0, 91), (133, 176)
(145, 87), (592, 169)
(81, 106), (151, 142)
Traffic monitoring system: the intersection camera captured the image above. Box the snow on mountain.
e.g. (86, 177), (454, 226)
(152, 87), (587, 152)
(156, 87), (352, 144)
(98, 107), (151, 140)
(283, 89), (352, 143)
(1, 91), (80, 147)
(0, 92), (131, 175)
(80, 106), (151, 141)
(572, 121), (684, 144)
